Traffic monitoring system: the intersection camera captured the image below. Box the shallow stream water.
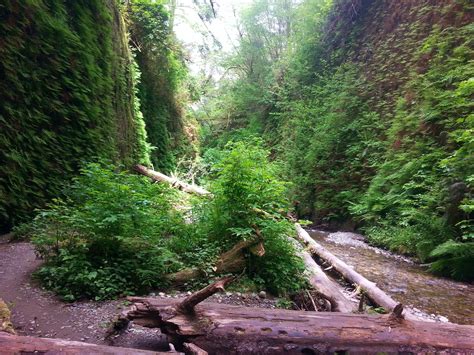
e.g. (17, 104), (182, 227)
(308, 230), (474, 325)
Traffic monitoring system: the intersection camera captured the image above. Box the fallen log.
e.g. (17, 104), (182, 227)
(293, 243), (356, 313)
(134, 164), (210, 196)
(166, 238), (261, 285)
(124, 296), (474, 354)
(0, 332), (179, 354)
(295, 224), (410, 318)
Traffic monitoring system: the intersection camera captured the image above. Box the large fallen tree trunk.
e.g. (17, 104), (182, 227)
(291, 240), (356, 313)
(295, 224), (411, 318)
(124, 296), (474, 354)
(134, 164), (211, 196)
(0, 332), (179, 354)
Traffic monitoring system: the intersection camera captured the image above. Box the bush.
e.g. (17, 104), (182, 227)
(428, 240), (474, 281)
(19, 156), (306, 299)
(17, 163), (183, 300)
(192, 141), (306, 295)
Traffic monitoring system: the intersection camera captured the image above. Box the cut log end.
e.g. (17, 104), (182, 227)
(390, 303), (405, 319)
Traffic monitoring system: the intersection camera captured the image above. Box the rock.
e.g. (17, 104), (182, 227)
(149, 292), (156, 297)
(438, 316), (449, 323)
(158, 292), (166, 297)
(389, 287), (407, 294)
(226, 292), (232, 297)
(258, 291), (267, 299)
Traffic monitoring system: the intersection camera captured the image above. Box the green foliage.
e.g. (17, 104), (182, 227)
(277, 65), (385, 221)
(18, 163), (183, 300)
(195, 142), (306, 294)
(0, 0), (150, 231)
(428, 241), (474, 281)
(22, 157), (305, 299)
(196, 0), (473, 281)
(128, 0), (189, 172)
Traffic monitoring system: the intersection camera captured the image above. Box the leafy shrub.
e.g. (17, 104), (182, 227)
(18, 163), (183, 300)
(193, 142), (306, 295)
(428, 241), (474, 281)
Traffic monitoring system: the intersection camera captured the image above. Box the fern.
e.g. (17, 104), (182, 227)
(429, 241), (474, 281)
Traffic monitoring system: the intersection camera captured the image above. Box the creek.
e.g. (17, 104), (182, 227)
(308, 230), (474, 325)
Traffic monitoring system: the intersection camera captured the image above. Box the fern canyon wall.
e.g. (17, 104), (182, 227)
(196, 0), (472, 279)
(0, 1), (186, 232)
(273, 0), (473, 278)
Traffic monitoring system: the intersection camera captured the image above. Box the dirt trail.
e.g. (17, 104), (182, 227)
(0, 236), (282, 350)
(0, 238), (166, 350)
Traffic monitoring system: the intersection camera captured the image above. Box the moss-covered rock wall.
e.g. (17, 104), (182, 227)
(0, 0), (150, 231)
(278, 0), (473, 278)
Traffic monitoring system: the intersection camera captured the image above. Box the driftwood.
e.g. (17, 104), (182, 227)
(0, 332), (179, 354)
(183, 343), (208, 355)
(176, 277), (234, 314)
(134, 164), (210, 196)
(295, 224), (411, 318)
(124, 296), (474, 354)
(293, 243), (356, 313)
(166, 238), (261, 285)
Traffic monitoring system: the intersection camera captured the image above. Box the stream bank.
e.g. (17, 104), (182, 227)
(308, 230), (474, 325)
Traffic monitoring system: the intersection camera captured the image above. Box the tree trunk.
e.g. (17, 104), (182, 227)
(295, 224), (411, 318)
(290, 240), (356, 313)
(123, 297), (474, 354)
(176, 277), (234, 314)
(166, 238), (261, 286)
(134, 164), (210, 196)
(0, 332), (179, 354)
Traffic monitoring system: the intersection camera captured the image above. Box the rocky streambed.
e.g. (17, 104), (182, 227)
(308, 229), (474, 325)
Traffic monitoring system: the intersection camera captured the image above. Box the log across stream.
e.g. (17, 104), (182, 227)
(308, 229), (474, 325)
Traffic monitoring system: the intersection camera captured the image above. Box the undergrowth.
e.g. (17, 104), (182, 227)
(19, 144), (305, 300)
(16, 163), (184, 300)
